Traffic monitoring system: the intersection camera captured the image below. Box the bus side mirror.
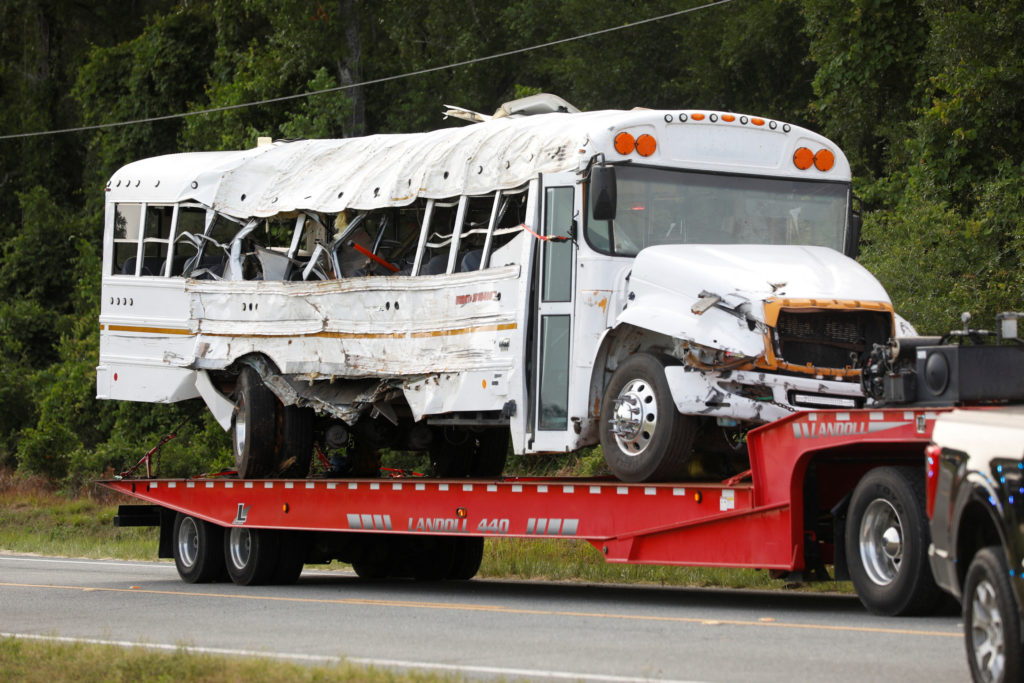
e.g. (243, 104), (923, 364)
(590, 166), (617, 221)
(847, 197), (862, 258)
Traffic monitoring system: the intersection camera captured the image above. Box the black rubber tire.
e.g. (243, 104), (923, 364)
(271, 532), (308, 585)
(845, 466), (943, 615)
(431, 428), (509, 478)
(411, 537), (456, 581)
(448, 537), (485, 580)
(277, 405), (313, 478)
(172, 513), (225, 583)
(352, 561), (390, 579)
(598, 353), (697, 482)
(233, 366), (276, 478)
(964, 546), (1023, 683)
(223, 526), (280, 585)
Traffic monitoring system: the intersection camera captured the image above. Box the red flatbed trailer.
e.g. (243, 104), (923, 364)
(103, 407), (950, 616)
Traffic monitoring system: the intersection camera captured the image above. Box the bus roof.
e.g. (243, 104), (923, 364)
(105, 108), (849, 217)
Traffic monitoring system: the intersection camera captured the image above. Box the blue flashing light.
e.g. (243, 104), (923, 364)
(998, 465), (1004, 473)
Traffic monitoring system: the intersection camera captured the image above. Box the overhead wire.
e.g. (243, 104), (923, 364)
(0, 0), (736, 141)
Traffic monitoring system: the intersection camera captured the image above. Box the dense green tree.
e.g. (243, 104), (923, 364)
(1, 0), (1022, 485)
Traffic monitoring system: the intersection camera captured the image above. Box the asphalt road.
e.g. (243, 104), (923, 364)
(0, 553), (969, 682)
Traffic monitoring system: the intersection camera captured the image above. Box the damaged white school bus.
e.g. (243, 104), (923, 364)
(98, 94), (909, 482)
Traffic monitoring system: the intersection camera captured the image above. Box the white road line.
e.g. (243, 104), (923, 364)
(0, 632), (705, 683)
(0, 555), (175, 570)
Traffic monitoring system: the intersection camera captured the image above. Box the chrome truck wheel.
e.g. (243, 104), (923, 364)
(846, 466), (941, 615)
(598, 353), (696, 482)
(224, 526), (279, 585)
(172, 513), (224, 583)
(964, 546), (1022, 683)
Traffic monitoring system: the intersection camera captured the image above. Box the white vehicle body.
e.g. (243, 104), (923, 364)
(98, 95), (901, 481)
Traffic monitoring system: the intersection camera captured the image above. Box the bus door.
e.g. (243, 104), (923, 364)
(527, 175), (577, 451)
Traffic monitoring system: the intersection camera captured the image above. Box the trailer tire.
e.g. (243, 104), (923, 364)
(412, 537), (456, 581)
(272, 532), (308, 585)
(964, 546), (1023, 683)
(448, 537), (485, 580)
(846, 466), (941, 615)
(224, 527), (280, 585)
(599, 353), (697, 482)
(233, 366), (276, 478)
(172, 513), (225, 583)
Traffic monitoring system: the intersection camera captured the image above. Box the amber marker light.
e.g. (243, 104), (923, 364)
(614, 132), (635, 155)
(751, 117), (765, 126)
(635, 134), (657, 157)
(814, 148), (835, 171)
(283, 503), (290, 513)
(456, 507), (468, 518)
(793, 147), (814, 170)
(722, 114), (735, 122)
(691, 113), (706, 121)
(694, 491), (703, 503)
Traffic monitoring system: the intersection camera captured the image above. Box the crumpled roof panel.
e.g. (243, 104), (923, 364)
(210, 112), (605, 217)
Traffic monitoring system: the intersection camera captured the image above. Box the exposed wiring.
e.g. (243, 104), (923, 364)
(0, 0), (737, 141)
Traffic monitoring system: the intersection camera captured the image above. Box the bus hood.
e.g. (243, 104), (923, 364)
(615, 244), (893, 357)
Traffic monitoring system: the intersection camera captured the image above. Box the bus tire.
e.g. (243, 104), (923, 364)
(964, 546), (1022, 683)
(172, 513), (224, 583)
(599, 353), (697, 482)
(448, 537), (485, 580)
(233, 366), (276, 478)
(277, 405), (313, 478)
(224, 526), (279, 585)
(846, 466), (942, 615)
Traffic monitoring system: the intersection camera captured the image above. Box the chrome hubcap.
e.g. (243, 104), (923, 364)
(176, 517), (199, 569)
(228, 527), (252, 570)
(971, 578), (1006, 682)
(609, 378), (658, 456)
(859, 499), (903, 585)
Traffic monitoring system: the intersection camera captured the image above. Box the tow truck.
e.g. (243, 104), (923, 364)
(105, 311), (1024, 617)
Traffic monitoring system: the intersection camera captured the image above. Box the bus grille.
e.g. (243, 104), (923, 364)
(774, 309), (892, 370)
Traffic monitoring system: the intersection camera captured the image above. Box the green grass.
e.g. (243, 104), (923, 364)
(0, 469), (853, 593)
(0, 637), (464, 682)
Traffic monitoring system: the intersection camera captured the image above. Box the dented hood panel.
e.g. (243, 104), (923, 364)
(632, 245), (891, 309)
(616, 244), (892, 356)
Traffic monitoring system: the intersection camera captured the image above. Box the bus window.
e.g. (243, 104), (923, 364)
(140, 205), (174, 276)
(169, 206), (206, 276)
(112, 203), (142, 275)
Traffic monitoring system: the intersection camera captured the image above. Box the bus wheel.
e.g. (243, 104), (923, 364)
(964, 546), (1022, 683)
(845, 466), (941, 615)
(233, 366), (276, 478)
(448, 537), (485, 580)
(277, 405), (313, 478)
(599, 353), (697, 482)
(173, 513), (224, 583)
(224, 526), (279, 585)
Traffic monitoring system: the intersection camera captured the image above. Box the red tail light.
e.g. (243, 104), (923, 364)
(925, 444), (942, 519)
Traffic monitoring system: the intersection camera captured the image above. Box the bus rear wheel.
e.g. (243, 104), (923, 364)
(599, 353), (697, 482)
(233, 366), (276, 478)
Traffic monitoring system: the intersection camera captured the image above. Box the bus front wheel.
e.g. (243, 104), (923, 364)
(599, 353), (697, 482)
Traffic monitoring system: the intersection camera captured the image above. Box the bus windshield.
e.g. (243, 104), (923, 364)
(586, 166), (850, 256)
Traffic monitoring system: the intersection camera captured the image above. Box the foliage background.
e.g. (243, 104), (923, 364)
(0, 0), (1021, 487)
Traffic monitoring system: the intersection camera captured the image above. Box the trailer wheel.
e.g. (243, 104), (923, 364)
(271, 532), (308, 585)
(448, 537), (485, 580)
(846, 466), (941, 615)
(412, 537), (456, 581)
(233, 366), (276, 478)
(599, 353), (697, 482)
(964, 546), (1023, 683)
(172, 513), (225, 583)
(224, 527), (279, 585)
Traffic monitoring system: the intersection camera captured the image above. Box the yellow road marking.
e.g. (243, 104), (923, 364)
(0, 582), (959, 638)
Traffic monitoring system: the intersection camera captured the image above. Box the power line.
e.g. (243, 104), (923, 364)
(0, 0), (736, 141)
